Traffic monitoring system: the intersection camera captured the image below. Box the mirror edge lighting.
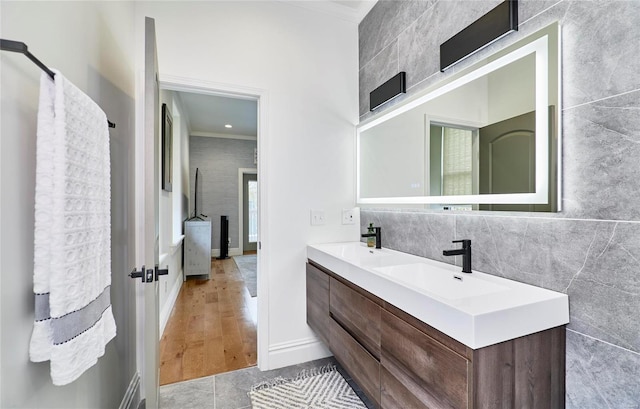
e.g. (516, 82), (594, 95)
(356, 22), (562, 210)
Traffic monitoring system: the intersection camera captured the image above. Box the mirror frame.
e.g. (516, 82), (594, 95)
(356, 23), (561, 207)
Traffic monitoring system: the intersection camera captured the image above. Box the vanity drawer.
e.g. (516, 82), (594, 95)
(330, 277), (381, 359)
(381, 310), (470, 409)
(306, 263), (330, 346)
(330, 318), (381, 408)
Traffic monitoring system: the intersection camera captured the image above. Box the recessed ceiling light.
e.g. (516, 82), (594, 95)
(225, 124), (233, 128)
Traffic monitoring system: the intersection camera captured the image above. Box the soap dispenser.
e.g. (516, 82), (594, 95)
(366, 223), (376, 247)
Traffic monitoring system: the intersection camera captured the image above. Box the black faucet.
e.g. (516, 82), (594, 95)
(361, 226), (382, 249)
(443, 239), (472, 273)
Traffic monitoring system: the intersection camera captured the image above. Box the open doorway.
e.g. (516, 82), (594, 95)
(156, 82), (260, 385)
(233, 168), (258, 299)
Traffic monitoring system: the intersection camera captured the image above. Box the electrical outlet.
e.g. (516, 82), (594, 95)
(342, 209), (355, 225)
(310, 209), (326, 226)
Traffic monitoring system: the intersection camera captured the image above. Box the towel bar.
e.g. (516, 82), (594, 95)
(1, 38), (116, 129)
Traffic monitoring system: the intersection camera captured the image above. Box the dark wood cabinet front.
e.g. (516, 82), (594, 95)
(330, 318), (381, 408)
(306, 263), (330, 346)
(330, 277), (381, 359)
(381, 309), (470, 409)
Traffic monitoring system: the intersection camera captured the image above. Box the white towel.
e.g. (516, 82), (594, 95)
(30, 70), (116, 386)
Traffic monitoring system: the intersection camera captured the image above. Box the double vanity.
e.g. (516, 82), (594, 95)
(306, 242), (569, 409)
(309, 18), (569, 408)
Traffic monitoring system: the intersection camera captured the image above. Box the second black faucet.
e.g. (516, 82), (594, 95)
(443, 239), (472, 273)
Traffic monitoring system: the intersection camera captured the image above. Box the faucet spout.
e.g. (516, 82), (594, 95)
(443, 239), (472, 273)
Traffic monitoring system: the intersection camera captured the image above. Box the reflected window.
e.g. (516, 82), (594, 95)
(430, 124), (477, 197)
(441, 127), (474, 196)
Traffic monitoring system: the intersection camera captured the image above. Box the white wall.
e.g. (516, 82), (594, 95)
(487, 53), (536, 124)
(158, 90), (190, 336)
(136, 1), (360, 368)
(1, 1), (138, 407)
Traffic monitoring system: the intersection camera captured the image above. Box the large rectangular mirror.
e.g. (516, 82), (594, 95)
(357, 23), (560, 211)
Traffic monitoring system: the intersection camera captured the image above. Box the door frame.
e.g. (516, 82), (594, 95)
(158, 74), (270, 370)
(238, 168), (258, 255)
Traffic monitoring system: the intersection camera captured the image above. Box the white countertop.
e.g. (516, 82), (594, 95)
(307, 241), (569, 349)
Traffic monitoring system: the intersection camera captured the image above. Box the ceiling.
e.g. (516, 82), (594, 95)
(174, 1), (377, 140)
(177, 91), (258, 139)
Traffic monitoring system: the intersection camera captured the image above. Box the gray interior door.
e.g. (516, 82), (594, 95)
(142, 16), (160, 409)
(243, 173), (258, 252)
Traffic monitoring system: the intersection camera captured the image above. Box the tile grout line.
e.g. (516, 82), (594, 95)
(563, 88), (640, 111)
(359, 0), (438, 73)
(567, 328), (640, 357)
(359, 40), (397, 73)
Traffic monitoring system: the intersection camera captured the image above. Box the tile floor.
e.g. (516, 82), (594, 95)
(159, 356), (374, 409)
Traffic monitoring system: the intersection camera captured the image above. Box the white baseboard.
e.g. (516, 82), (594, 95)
(119, 372), (141, 409)
(211, 247), (242, 257)
(267, 336), (332, 370)
(160, 273), (183, 338)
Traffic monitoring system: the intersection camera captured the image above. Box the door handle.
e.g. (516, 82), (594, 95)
(155, 265), (169, 281)
(129, 265), (155, 283)
(129, 265), (145, 281)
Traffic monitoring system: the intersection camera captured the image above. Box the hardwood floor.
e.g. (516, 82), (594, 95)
(160, 257), (257, 385)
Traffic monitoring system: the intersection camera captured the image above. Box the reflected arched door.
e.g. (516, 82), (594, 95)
(479, 111), (535, 211)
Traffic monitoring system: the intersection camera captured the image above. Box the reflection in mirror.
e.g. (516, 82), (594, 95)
(357, 23), (560, 212)
(429, 123), (477, 197)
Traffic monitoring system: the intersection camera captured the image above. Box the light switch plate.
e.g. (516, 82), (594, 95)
(310, 209), (326, 226)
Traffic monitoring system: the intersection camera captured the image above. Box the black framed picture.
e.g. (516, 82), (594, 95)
(162, 103), (173, 192)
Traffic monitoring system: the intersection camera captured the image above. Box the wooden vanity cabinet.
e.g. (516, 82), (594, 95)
(305, 261), (566, 409)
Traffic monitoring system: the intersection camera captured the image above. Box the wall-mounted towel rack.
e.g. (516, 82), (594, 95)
(1, 38), (116, 129)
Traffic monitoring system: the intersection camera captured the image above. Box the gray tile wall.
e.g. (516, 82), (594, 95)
(189, 136), (257, 249)
(359, 0), (640, 406)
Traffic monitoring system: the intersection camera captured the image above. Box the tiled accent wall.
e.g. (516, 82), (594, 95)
(359, 1), (640, 407)
(190, 136), (257, 249)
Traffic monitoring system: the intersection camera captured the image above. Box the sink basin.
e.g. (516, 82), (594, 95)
(307, 241), (569, 349)
(312, 242), (410, 268)
(374, 263), (509, 300)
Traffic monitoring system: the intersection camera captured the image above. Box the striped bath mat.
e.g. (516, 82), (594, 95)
(249, 365), (367, 409)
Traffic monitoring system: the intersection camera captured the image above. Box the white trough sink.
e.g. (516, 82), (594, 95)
(374, 263), (509, 301)
(307, 241), (569, 349)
